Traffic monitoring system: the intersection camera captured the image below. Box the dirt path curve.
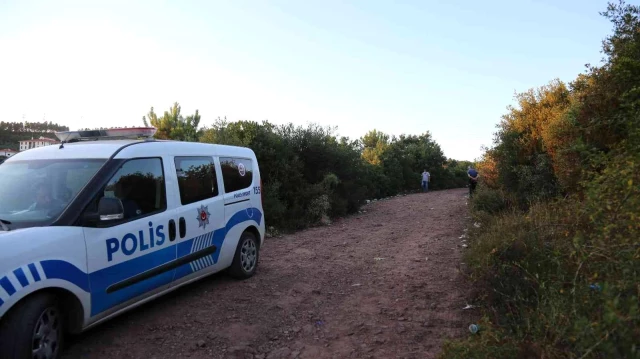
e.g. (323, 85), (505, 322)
(63, 188), (472, 359)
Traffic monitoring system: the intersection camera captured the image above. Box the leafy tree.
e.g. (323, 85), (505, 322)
(361, 129), (389, 165)
(142, 102), (201, 141)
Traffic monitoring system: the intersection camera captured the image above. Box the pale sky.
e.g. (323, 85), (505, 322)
(0, 0), (612, 160)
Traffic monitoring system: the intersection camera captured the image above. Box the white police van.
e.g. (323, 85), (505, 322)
(0, 128), (265, 359)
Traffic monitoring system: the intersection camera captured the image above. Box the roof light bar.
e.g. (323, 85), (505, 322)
(55, 127), (158, 142)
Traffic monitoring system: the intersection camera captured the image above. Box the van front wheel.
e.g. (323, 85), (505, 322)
(0, 293), (64, 359)
(228, 231), (259, 279)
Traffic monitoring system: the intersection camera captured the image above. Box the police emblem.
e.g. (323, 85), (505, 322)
(238, 162), (246, 177)
(196, 205), (211, 229)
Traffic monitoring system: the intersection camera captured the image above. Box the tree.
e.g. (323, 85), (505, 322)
(361, 129), (389, 165)
(142, 102), (201, 141)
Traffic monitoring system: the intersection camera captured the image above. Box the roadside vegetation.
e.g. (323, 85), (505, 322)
(0, 109), (471, 233)
(442, 2), (640, 358)
(141, 105), (472, 231)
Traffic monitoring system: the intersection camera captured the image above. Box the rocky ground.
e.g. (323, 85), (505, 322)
(63, 188), (476, 359)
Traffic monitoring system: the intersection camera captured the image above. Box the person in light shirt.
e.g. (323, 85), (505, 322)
(421, 169), (431, 192)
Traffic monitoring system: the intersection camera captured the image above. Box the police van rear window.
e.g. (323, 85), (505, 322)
(220, 157), (253, 193)
(175, 156), (219, 205)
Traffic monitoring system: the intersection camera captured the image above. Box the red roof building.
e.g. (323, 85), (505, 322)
(19, 136), (59, 151)
(0, 148), (19, 157)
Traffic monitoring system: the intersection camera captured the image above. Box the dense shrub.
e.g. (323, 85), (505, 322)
(469, 187), (508, 215)
(444, 150), (640, 358)
(443, 2), (640, 357)
(197, 119), (469, 231)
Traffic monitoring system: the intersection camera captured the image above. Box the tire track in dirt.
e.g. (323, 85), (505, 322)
(63, 188), (473, 359)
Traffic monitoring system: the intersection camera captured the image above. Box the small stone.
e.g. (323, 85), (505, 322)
(196, 340), (206, 348)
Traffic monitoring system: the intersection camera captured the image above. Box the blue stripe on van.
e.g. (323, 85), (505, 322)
(28, 263), (41, 282)
(173, 207), (263, 281)
(0, 276), (16, 296)
(13, 268), (29, 287)
(0, 208), (261, 317)
(89, 207), (262, 316)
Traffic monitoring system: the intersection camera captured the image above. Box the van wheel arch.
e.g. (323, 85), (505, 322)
(2, 287), (85, 335)
(227, 228), (261, 279)
(243, 225), (262, 248)
(48, 288), (85, 334)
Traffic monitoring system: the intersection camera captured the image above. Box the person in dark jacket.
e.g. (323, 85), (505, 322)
(467, 166), (479, 198)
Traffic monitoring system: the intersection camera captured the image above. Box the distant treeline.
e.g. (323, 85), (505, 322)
(0, 121), (68, 150)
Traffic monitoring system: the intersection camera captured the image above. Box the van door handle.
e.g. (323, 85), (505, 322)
(169, 219), (176, 241)
(179, 217), (186, 239)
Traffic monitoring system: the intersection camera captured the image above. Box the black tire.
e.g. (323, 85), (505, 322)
(0, 292), (64, 359)
(227, 231), (260, 279)
(0, 293), (65, 359)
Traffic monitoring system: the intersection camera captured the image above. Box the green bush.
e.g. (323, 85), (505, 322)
(444, 152), (640, 358)
(197, 120), (469, 231)
(470, 187), (509, 215)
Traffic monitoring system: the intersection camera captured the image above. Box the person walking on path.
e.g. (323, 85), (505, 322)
(467, 166), (479, 197)
(421, 169), (431, 192)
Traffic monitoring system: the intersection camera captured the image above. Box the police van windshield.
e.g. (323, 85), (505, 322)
(0, 159), (105, 228)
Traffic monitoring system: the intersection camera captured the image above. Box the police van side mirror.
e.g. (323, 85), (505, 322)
(98, 197), (124, 221)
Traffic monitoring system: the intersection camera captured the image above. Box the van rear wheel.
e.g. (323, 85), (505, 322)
(228, 231), (259, 279)
(0, 292), (64, 359)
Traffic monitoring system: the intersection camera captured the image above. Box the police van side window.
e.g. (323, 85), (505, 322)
(220, 157), (253, 193)
(103, 158), (166, 221)
(174, 156), (218, 205)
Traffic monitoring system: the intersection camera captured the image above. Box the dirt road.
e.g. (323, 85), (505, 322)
(63, 188), (473, 359)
